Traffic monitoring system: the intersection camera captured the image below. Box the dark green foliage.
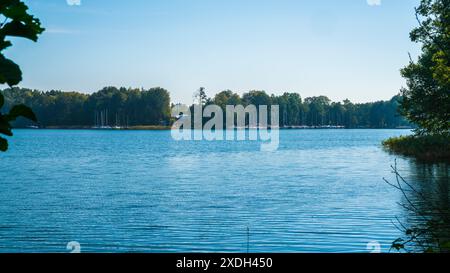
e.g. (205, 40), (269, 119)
(213, 90), (242, 109)
(0, 54), (21, 86)
(86, 86), (171, 126)
(386, 1), (450, 251)
(1, 87), (409, 129)
(0, 101), (37, 151)
(242, 90), (272, 107)
(400, 0), (450, 135)
(0, 0), (44, 151)
(1, 87), (171, 127)
(2, 86), (409, 129)
(383, 134), (450, 161)
(215, 90), (408, 128)
(384, 0), (449, 161)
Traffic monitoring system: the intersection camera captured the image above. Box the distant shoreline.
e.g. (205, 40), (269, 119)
(14, 126), (414, 131)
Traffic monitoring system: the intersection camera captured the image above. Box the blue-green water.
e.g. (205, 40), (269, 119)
(0, 129), (447, 253)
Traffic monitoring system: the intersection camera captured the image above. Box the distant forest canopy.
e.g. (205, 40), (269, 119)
(0, 87), (410, 129)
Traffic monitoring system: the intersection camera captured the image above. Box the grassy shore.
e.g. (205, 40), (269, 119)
(383, 134), (450, 162)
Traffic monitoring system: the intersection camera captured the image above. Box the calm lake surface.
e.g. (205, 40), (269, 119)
(0, 129), (448, 253)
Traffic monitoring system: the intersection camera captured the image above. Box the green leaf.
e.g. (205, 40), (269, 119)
(1, 1), (45, 38)
(0, 54), (22, 86)
(0, 40), (12, 51)
(0, 113), (13, 136)
(7, 104), (36, 122)
(0, 136), (8, 152)
(0, 124), (13, 137)
(0, 125), (13, 136)
(0, 20), (40, 41)
(0, 0), (20, 10)
(1, 1), (29, 20)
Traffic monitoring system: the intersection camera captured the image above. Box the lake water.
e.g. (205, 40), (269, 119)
(0, 129), (448, 253)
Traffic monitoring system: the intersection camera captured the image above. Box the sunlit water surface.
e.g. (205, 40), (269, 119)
(0, 129), (448, 253)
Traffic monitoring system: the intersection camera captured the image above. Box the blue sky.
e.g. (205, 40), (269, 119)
(4, 0), (421, 104)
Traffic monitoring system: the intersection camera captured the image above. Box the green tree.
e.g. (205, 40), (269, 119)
(1, 86), (409, 129)
(242, 90), (271, 107)
(0, 0), (44, 151)
(304, 96), (331, 126)
(194, 87), (209, 106)
(400, 0), (450, 135)
(213, 90), (241, 110)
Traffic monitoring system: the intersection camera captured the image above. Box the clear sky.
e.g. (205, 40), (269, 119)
(3, 0), (422, 104)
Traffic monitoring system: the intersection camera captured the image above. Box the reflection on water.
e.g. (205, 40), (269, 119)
(392, 161), (450, 252)
(0, 129), (447, 253)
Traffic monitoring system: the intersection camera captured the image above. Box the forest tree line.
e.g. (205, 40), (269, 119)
(0, 87), (410, 128)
